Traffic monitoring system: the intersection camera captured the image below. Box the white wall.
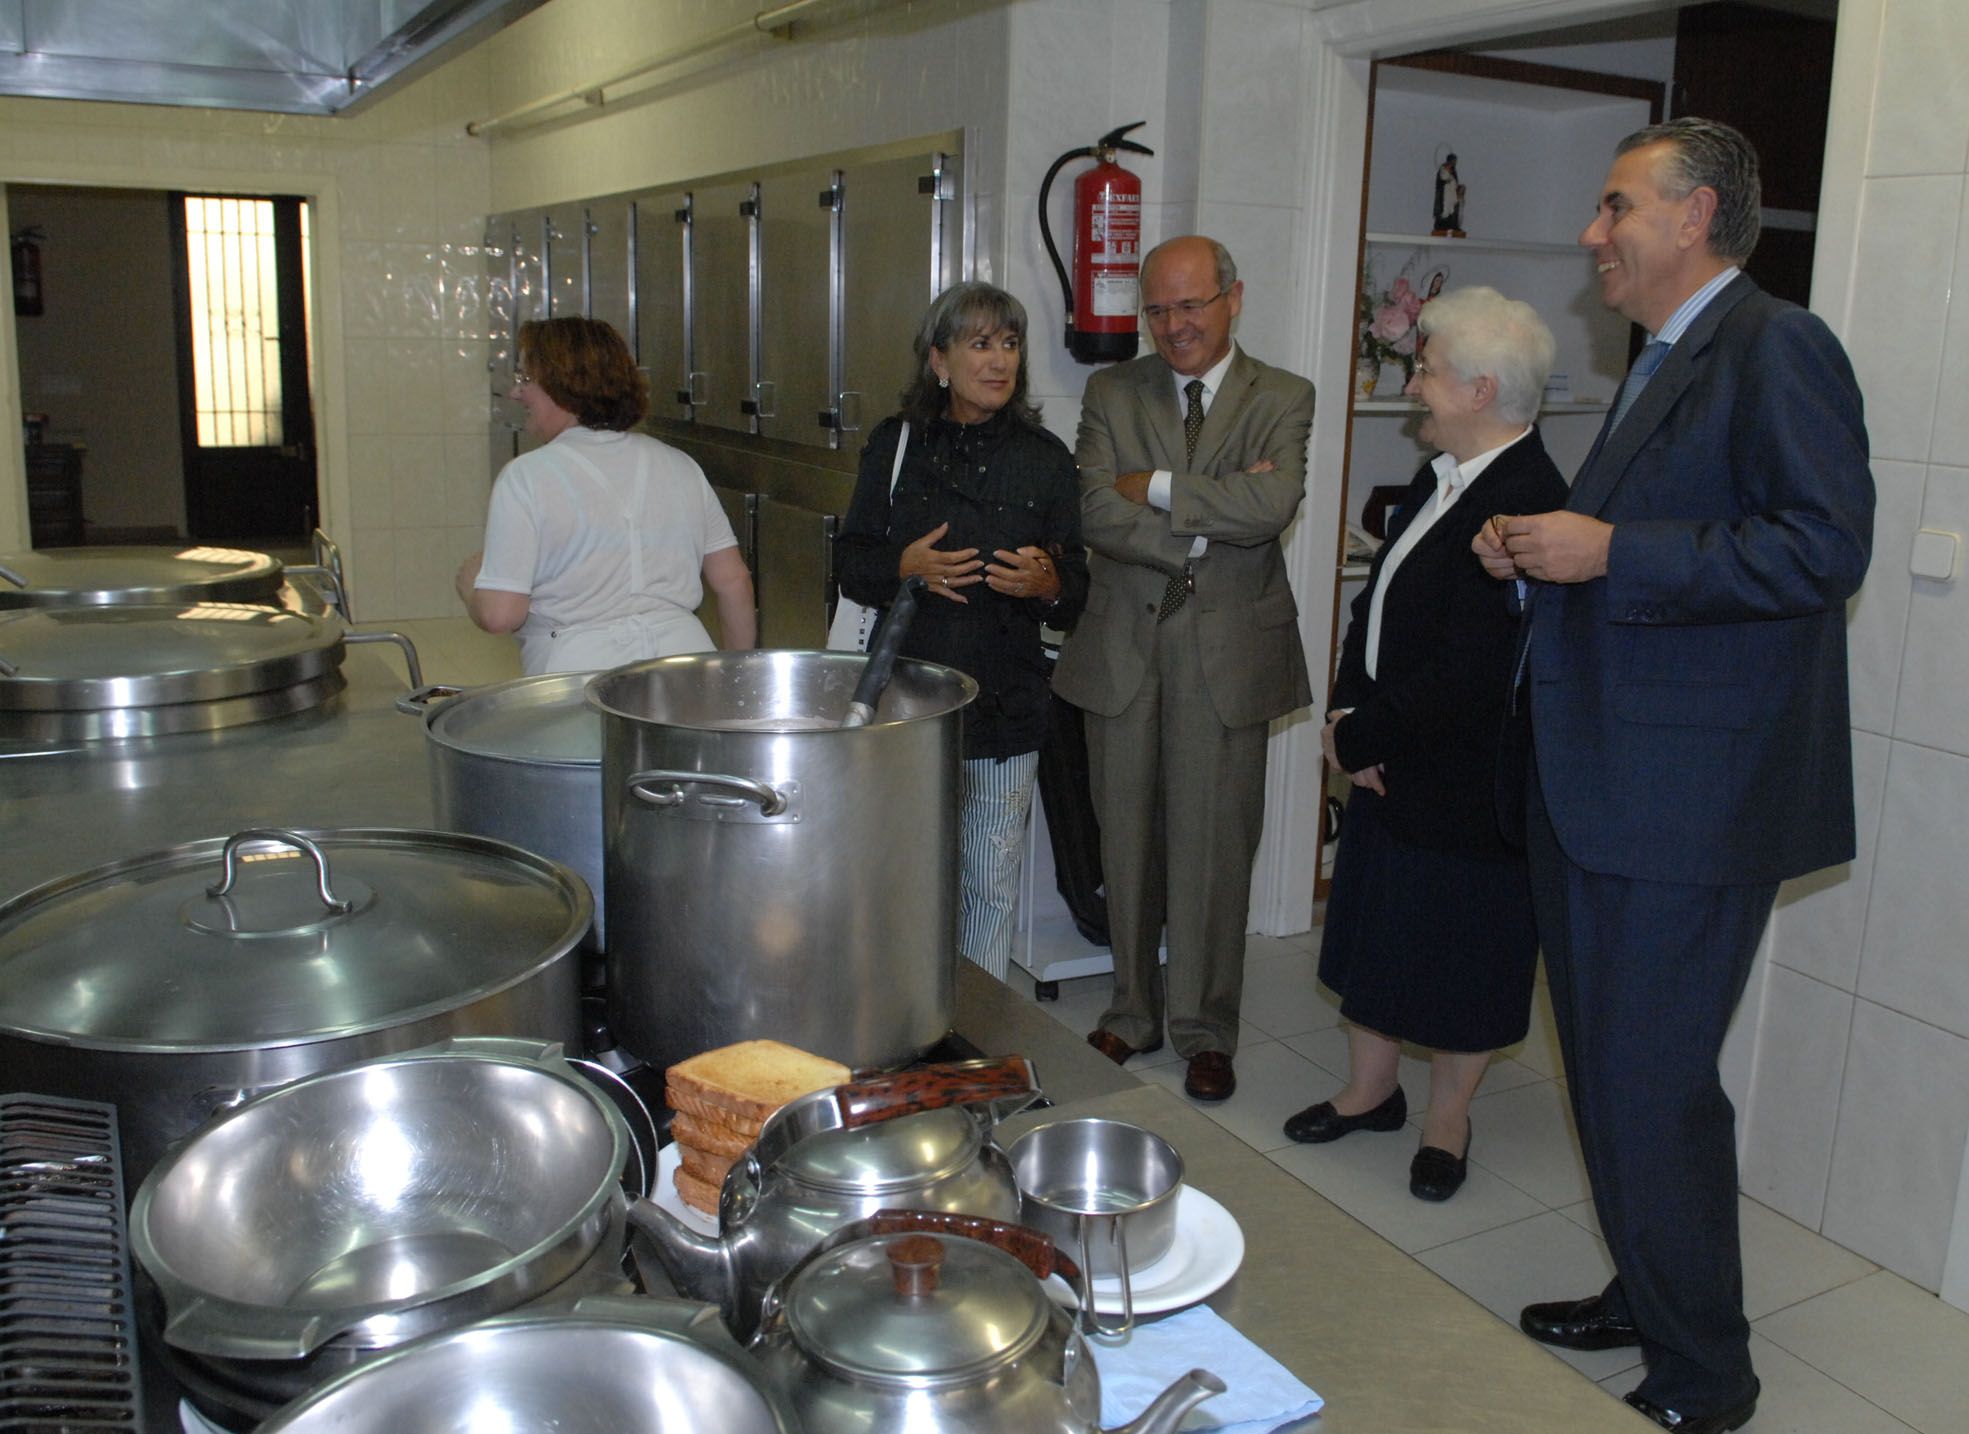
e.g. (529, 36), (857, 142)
(0, 58), (495, 620)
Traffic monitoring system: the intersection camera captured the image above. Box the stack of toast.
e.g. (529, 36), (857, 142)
(663, 1039), (851, 1215)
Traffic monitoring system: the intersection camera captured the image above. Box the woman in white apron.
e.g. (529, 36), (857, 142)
(456, 317), (755, 674)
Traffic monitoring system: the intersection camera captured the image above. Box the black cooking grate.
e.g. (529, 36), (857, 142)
(0, 1094), (145, 1432)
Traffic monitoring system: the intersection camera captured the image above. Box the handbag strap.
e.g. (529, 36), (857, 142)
(889, 421), (909, 496)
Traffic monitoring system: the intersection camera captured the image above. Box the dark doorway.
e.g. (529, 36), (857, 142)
(169, 193), (318, 542)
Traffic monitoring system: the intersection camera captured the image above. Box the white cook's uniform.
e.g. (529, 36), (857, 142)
(475, 426), (738, 676)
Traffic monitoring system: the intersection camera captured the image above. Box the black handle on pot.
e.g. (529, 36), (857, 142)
(841, 575), (926, 729)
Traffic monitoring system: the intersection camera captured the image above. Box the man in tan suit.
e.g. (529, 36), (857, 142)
(1053, 235), (1314, 1100)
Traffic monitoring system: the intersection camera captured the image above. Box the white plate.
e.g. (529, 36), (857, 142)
(1044, 1184), (1244, 1316)
(655, 1142), (723, 1237)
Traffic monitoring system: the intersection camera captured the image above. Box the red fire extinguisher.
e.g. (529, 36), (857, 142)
(11, 226), (45, 317)
(1039, 122), (1154, 365)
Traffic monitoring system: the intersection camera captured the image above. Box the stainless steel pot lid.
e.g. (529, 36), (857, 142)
(775, 1107), (984, 1195)
(782, 1232), (1051, 1383)
(424, 671), (602, 767)
(0, 545), (285, 608)
(0, 827), (593, 1051)
(0, 603), (343, 711)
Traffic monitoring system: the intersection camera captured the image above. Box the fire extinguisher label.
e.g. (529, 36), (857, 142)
(1090, 272), (1140, 318)
(1091, 193), (1140, 262)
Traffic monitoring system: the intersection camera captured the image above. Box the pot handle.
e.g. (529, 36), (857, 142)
(866, 1208), (1082, 1286)
(1076, 1212), (1135, 1340)
(345, 628), (426, 690)
(628, 769), (789, 817)
(0, 561), (26, 588)
(835, 1056), (1040, 1129)
(206, 829), (351, 912)
(395, 682), (465, 715)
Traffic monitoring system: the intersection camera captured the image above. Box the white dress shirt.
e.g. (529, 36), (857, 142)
(1145, 344), (1239, 559)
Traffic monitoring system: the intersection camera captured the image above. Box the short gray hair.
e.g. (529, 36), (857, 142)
(1142, 236), (1238, 293)
(1416, 286), (1556, 426)
(1616, 117), (1762, 262)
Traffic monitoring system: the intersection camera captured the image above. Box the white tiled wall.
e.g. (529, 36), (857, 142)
(1745, 0), (1969, 1305)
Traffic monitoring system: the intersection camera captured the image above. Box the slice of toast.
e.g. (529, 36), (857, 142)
(673, 1162), (724, 1215)
(664, 1039), (850, 1126)
(671, 1109), (755, 1158)
(677, 1141), (740, 1189)
(664, 1085), (767, 1136)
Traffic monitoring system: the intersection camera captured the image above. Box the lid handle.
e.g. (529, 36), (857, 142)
(206, 829), (352, 913)
(886, 1234), (945, 1296)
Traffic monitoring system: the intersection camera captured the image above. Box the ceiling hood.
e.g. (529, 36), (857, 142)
(0, 0), (544, 116)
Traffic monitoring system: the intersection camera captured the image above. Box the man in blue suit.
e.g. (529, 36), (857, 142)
(1474, 118), (1873, 1434)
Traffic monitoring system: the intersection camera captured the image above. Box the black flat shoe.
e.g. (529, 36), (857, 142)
(1409, 1131), (1469, 1201)
(1282, 1086), (1406, 1144)
(1623, 1381), (1758, 1433)
(1519, 1292), (1640, 1350)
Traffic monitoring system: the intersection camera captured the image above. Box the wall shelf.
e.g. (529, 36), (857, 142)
(1354, 398), (1610, 415)
(1366, 230), (1586, 257)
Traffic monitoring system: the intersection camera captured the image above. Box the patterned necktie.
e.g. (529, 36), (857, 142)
(1158, 379), (1208, 622)
(1606, 340), (1670, 434)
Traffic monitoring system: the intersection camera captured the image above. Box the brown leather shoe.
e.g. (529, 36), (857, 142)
(1183, 1051), (1236, 1101)
(1086, 1028), (1162, 1065)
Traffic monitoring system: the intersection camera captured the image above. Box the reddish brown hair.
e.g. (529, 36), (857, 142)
(518, 317), (649, 430)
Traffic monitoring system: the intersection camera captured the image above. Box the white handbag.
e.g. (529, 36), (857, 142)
(826, 421), (910, 653)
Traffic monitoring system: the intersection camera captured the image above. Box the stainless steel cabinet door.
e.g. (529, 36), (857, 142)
(633, 190), (692, 420)
(584, 199), (634, 341)
(690, 181), (756, 434)
(756, 171), (835, 448)
(754, 496), (833, 649)
(838, 152), (961, 442)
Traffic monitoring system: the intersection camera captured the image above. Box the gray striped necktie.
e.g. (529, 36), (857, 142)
(1157, 379), (1207, 622)
(1606, 340), (1670, 434)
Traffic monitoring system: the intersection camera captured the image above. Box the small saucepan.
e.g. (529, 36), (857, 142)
(1008, 1117), (1184, 1337)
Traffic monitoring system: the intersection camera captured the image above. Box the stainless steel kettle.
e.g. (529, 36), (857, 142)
(627, 1057), (1039, 1339)
(748, 1210), (1225, 1434)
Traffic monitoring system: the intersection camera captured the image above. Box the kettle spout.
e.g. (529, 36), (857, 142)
(1110, 1368), (1227, 1434)
(623, 1197), (734, 1310)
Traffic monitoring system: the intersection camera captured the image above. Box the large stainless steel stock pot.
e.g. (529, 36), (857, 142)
(403, 671), (607, 946)
(589, 649), (975, 1074)
(0, 826), (590, 1189)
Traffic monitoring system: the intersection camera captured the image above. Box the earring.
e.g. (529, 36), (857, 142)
(938, 377), (949, 388)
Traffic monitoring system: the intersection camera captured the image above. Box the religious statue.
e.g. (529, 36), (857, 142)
(1432, 150), (1466, 237)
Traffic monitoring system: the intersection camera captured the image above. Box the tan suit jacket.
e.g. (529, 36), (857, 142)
(1052, 347), (1314, 724)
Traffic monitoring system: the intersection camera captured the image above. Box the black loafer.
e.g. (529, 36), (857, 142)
(1409, 1132), (1469, 1201)
(1282, 1086), (1406, 1144)
(1519, 1292), (1640, 1350)
(1623, 1381), (1758, 1433)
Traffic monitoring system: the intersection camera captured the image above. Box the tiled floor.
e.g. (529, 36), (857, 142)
(1003, 929), (1969, 1433)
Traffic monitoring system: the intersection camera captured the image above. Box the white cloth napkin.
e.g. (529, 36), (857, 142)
(1088, 1304), (1324, 1432)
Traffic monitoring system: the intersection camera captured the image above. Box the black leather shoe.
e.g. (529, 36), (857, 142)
(1409, 1131), (1469, 1201)
(1282, 1086), (1406, 1143)
(1623, 1382), (1758, 1433)
(1518, 1292), (1640, 1350)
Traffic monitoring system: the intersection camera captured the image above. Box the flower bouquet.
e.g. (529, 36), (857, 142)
(1356, 260), (1424, 397)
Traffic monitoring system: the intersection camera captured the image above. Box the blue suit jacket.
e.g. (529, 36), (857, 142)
(1524, 273), (1874, 885)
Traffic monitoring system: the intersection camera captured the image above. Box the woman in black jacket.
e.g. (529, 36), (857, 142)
(835, 282), (1088, 981)
(1282, 287), (1568, 1201)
